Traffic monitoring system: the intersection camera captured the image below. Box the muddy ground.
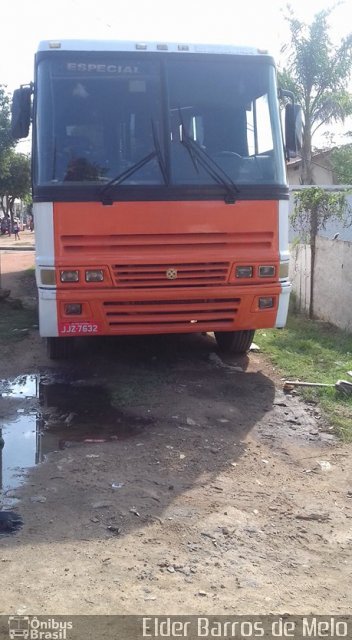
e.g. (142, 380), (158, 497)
(0, 249), (351, 615)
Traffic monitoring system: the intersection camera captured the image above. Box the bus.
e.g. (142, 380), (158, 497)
(11, 40), (300, 359)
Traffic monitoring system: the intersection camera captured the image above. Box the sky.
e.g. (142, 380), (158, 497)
(1, 0), (351, 146)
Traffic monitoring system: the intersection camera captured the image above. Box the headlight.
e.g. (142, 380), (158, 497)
(60, 270), (79, 282)
(259, 265), (275, 277)
(85, 269), (104, 282)
(236, 266), (253, 278)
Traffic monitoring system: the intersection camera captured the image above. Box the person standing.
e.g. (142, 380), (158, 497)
(12, 218), (20, 240)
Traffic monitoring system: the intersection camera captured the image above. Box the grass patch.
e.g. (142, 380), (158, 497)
(256, 312), (352, 440)
(0, 301), (38, 342)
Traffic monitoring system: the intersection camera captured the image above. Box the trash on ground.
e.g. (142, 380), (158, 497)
(111, 482), (124, 489)
(283, 379), (352, 395)
(92, 501), (112, 509)
(130, 507), (140, 517)
(249, 343), (261, 352)
(30, 496), (47, 503)
(60, 437), (116, 449)
(316, 460), (332, 472)
(107, 525), (121, 535)
(295, 512), (331, 522)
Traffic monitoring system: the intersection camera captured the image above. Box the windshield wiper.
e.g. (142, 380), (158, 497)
(100, 120), (168, 204)
(179, 120), (239, 204)
(151, 119), (169, 185)
(100, 150), (157, 204)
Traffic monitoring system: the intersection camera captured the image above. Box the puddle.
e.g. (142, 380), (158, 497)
(1, 373), (152, 501)
(0, 374), (39, 399)
(0, 375), (41, 507)
(40, 380), (151, 444)
(0, 414), (43, 493)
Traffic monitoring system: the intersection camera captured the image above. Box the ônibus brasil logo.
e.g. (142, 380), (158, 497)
(8, 617), (72, 640)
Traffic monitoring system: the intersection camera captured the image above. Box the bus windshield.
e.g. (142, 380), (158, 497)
(35, 53), (286, 189)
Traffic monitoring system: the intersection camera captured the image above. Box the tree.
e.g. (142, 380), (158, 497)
(0, 85), (15, 176)
(279, 6), (352, 184)
(291, 187), (352, 318)
(0, 151), (31, 220)
(331, 144), (352, 184)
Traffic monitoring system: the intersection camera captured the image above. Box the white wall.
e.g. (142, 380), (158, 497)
(290, 236), (352, 332)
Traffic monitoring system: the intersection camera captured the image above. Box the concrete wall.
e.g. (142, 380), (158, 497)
(287, 162), (333, 186)
(289, 243), (311, 314)
(289, 189), (352, 242)
(290, 236), (352, 332)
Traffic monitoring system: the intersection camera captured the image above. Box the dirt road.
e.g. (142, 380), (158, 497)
(0, 249), (351, 615)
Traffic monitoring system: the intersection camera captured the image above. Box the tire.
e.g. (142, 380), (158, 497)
(214, 330), (255, 355)
(47, 337), (74, 359)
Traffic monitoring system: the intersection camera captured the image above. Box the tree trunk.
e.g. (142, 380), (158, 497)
(309, 206), (318, 319)
(301, 121), (314, 185)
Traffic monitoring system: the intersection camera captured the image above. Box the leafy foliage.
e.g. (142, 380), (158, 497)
(0, 84), (31, 219)
(0, 151), (31, 218)
(279, 7), (352, 184)
(292, 187), (352, 238)
(331, 144), (352, 184)
(0, 85), (15, 174)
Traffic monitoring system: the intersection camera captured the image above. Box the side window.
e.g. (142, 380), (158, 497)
(190, 115), (205, 146)
(246, 94), (274, 156)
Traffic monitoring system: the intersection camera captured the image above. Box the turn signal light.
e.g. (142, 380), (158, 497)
(40, 269), (56, 285)
(259, 297), (274, 309)
(64, 304), (82, 315)
(279, 262), (289, 278)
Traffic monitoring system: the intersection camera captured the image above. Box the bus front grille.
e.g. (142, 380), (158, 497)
(60, 231), (274, 254)
(111, 262), (230, 288)
(102, 297), (241, 331)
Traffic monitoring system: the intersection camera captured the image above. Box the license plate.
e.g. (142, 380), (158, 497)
(59, 322), (101, 335)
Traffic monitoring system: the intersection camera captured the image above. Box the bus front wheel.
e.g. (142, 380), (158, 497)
(47, 337), (74, 360)
(214, 330), (255, 355)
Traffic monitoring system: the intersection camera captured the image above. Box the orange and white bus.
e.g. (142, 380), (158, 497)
(12, 40), (299, 358)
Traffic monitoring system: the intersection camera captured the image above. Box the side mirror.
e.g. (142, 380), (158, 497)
(11, 86), (32, 139)
(285, 103), (303, 159)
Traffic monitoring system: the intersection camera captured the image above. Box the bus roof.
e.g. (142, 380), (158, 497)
(37, 40), (270, 57)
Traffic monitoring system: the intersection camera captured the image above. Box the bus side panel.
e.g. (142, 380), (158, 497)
(276, 199), (291, 328)
(34, 202), (59, 337)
